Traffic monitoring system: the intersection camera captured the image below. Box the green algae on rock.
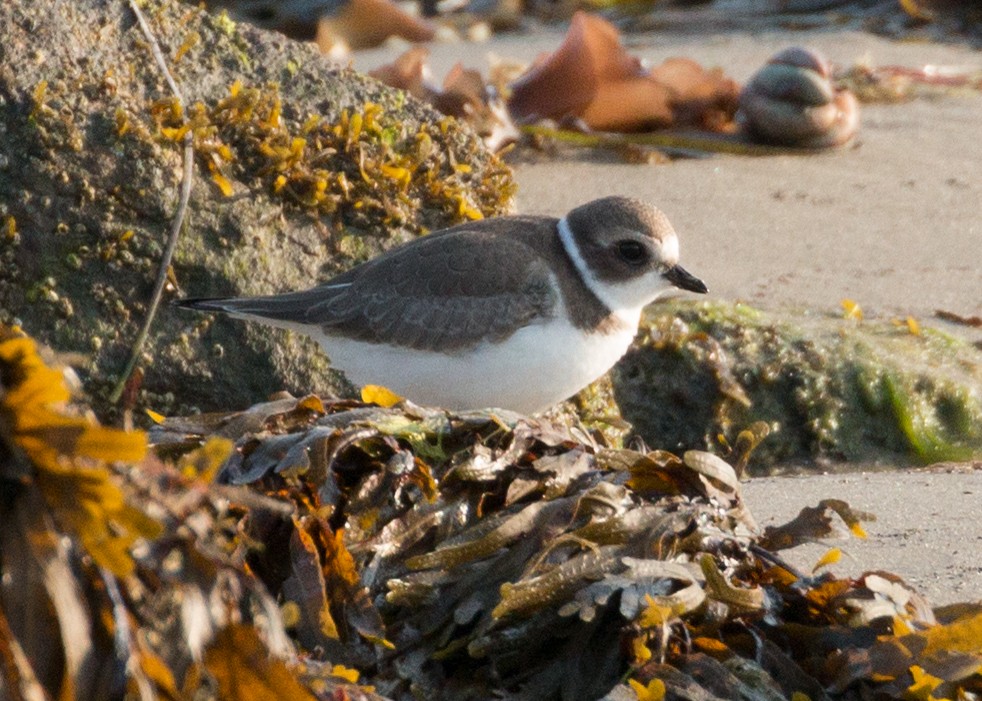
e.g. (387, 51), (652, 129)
(610, 300), (982, 471)
(0, 0), (515, 422)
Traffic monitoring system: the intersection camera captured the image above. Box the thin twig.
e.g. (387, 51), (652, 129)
(110, 1), (195, 404)
(126, 0), (185, 103)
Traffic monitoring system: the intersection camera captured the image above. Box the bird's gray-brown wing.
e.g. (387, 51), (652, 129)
(310, 228), (559, 352)
(181, 224), (561, 353)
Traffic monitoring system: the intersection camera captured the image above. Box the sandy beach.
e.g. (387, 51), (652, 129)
(354, 28), (982, 605)
(355, 29), (982, 323)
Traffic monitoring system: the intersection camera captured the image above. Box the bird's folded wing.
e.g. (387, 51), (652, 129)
(310, 231), (559, 352)
(199, 230), (561, 353)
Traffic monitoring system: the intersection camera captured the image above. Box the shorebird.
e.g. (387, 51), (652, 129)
(178, 196), (707, 414)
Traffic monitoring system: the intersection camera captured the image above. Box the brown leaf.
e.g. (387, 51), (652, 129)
(648, 58), (740, 132)
(508, 12), (739, 133)
(317, 522), (388, 643)
(316, 0), (434, 51)
(282, 519), (339, 649)
(759, 498), (873, 551)
(368, 47), (431, 95)
(508, 12), (648, 127)
(435, 63), (489, 118)
(370, 50), (518, 151)
(369, 48), (480, 119)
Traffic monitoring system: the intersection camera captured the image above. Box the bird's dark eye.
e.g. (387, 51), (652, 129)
(616, 240), (648, 265)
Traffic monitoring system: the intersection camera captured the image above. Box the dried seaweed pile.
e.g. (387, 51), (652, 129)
(4, 328), (982, 700)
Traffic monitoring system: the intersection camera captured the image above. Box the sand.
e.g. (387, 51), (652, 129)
(353, 28), (982, 605)
(355, 29), (982, 322)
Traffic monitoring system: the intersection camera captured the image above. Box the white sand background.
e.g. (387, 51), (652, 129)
(351, 28), (982, 605)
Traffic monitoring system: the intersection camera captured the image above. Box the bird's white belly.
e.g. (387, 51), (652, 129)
(311, 313), (640, 415)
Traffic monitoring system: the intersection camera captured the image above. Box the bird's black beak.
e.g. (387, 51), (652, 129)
(663, 265), (708, 294)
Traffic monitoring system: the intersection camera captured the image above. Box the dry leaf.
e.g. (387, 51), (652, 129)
(316, 0), (434, 51)
(369, 48), (519, 151)
(361, 384), (404, 408)
(508, 12), (739, 132)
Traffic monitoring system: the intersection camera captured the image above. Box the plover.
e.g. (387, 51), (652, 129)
(178, 196), (706, 414)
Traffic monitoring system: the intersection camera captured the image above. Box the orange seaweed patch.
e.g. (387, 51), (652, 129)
(507, 12), (739, 133)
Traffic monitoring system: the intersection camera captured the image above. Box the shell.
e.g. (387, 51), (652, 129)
(738, 46), (859, 148)
(682, 450), (739, 492)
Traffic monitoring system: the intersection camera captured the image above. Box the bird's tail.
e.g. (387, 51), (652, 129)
(175, 288), (337, 328)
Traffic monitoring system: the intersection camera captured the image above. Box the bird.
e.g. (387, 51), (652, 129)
(177, 196), (707, 415)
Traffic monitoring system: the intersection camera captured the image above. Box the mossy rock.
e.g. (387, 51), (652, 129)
(0, 0), (515, 421)
(607, 300), (982, 471)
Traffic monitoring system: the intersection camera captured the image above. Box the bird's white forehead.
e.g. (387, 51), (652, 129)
(660, 233), (679, 267)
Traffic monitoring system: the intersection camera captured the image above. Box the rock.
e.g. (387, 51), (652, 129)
(610, 300), (982, 470)
(0, 0), (515, 421)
